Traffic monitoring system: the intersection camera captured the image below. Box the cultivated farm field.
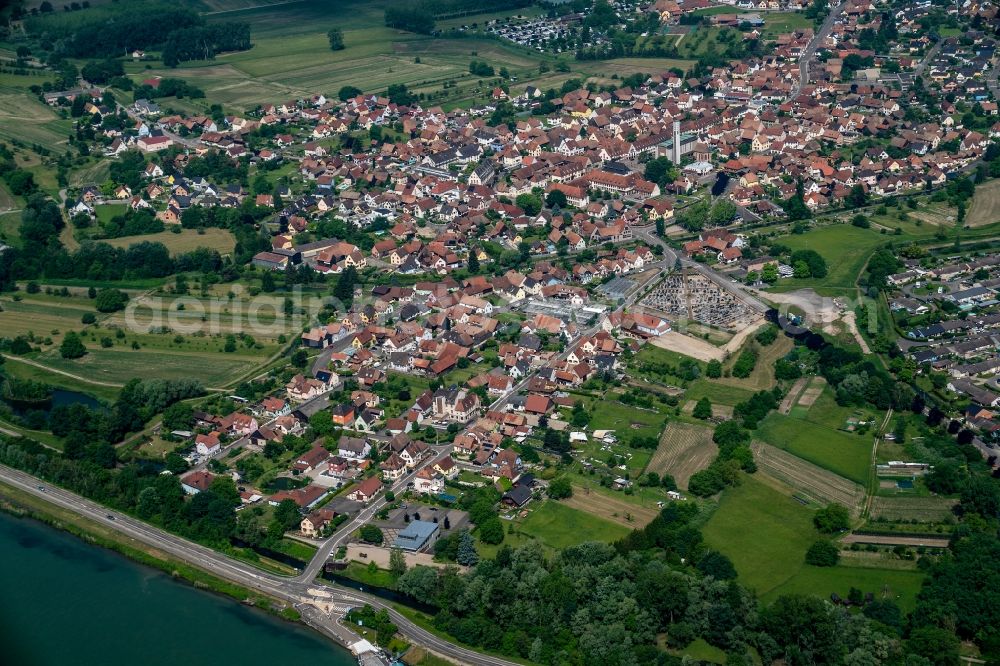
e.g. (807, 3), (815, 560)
(869, 496), (959, 522)
(752, 441), (866, 515)
(968, 179), (1000, 227)
(646, 422), (717, 490)
(756, 411), (872, 484)
(0, 73), (71, 153)
(36, 347), (266, 388)
(0, 297), (95, 341)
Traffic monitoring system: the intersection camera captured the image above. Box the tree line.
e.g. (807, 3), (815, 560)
(386, 0), (533, 34)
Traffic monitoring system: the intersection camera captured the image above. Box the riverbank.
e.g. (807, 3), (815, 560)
(0, 479), (301, 622)
(0, 508), (352, 666)
(0, 473), (506, 666)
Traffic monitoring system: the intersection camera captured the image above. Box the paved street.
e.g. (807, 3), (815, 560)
(796, 3), (846, 94)
(295, 444), (450, 582)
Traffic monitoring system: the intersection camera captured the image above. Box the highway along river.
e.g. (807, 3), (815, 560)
(0, 511), (354, 666)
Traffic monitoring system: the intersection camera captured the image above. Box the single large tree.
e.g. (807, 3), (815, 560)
(327, 28), (345, 51)
(60, 331), (87, 359)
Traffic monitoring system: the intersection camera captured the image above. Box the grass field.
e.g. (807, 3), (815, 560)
(518, 500), (630, 549)
(0, 73), (71, 153)
(103, 228), (237, 255)
(587, 397), (667, 441)
(94, 204), (127, 226)
(107, 0), (695, 113)
(118, 0), (561, 112)
(768, 224), (890, 296)
(760, 12), (813, 38)
(763, 566), (925, 613)
(670, 638), (727, 664)
(646, 422), (717, 490)
(703, 476), (818, 594)
(567, 394), (668, 476)
(684, 379), (755, 407)
(968, 179), (1000, 228)
(704, 476), (924, 609)
(756, 412), (872, 484)
(715, 335), (792, 392)
(0, 182), (15, 212)
(0, 296), (95, 341)
(35, 346), (267, 388)
(1, 354), (121, 402)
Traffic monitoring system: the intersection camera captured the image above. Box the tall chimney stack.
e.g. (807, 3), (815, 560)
(672, 119), (681, 164)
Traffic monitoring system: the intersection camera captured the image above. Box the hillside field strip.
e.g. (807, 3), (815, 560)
(788, 376), (827, 418)
(778, 376), (810, 414)
(646, 422), (717, 490)
(752, 441), (866, 515)
(869, 496), (959, 522)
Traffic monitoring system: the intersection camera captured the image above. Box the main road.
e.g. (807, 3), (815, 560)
(795, 2), (846, 95)
(0, 463), (519, 666)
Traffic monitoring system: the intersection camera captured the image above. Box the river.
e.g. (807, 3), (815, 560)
(0, 511), (355, 666)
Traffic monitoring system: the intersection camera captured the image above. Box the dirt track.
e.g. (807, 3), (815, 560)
(650, 317), (766, 362)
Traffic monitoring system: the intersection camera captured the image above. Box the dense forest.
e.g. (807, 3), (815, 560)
(22, 3), (250, 66)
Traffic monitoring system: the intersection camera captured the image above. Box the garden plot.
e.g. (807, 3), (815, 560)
(869, 496), (958, 522)
(646, 422), (717, 490)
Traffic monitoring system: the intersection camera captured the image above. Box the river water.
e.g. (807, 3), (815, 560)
(0, 511), (355, 666)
